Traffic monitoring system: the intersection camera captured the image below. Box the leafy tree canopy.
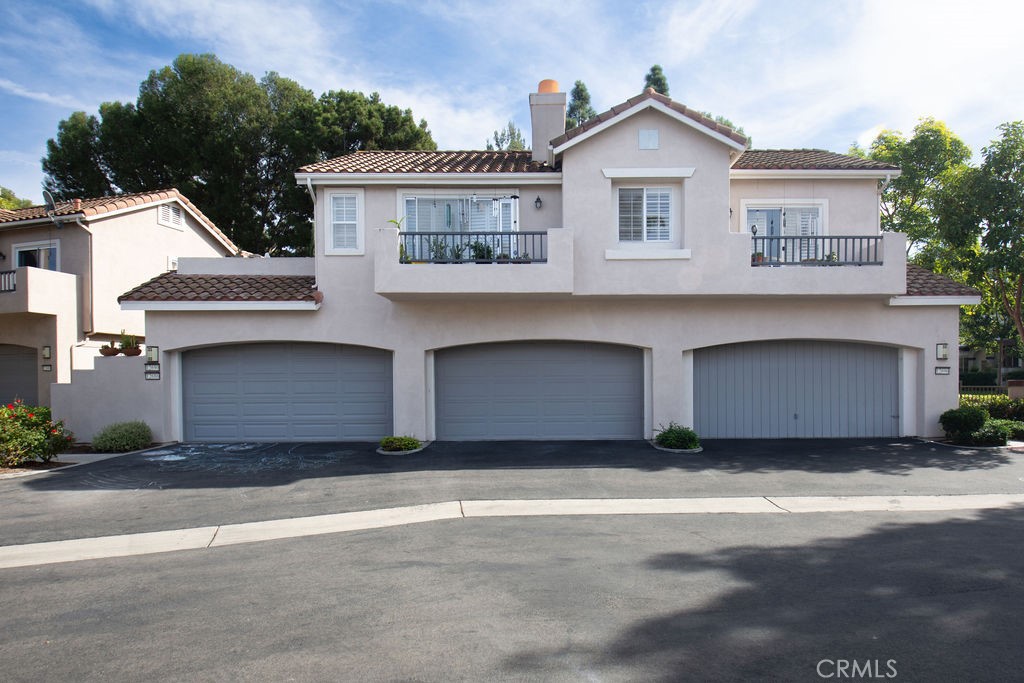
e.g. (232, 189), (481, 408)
(643, 65), (669, 96)
(42, 53), (436, 255)
(485, 120), (526, 151)
(566, 80), (597, 130)
(0, 186), (33, 209)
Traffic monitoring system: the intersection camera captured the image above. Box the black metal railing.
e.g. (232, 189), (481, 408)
(0, 270), (15, 293)
(751, 236), (883, 266)
(399, 231), (547, 263)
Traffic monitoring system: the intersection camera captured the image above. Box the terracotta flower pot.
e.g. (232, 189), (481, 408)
(122, 347), (143, 356)
(99, 347), (119, 357)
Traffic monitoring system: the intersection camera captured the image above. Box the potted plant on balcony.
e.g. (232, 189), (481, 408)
(751, 252), (764, 265)
(119, 330), (142, 356)
(470, 242), (494, 263)
(99, 342), (119, 357)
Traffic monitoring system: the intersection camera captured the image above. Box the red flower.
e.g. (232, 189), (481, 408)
(27, 413), (34, 418)
(5, 404), (11, 410)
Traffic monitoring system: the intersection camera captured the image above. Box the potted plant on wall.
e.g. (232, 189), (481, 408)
(119, 330), (142, 356)
(99, 342), (119, 357)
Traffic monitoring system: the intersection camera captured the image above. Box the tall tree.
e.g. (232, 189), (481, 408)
(485, 121), (526, 151)
(0, 186), (33, 209)
(565, 80), (597, 130)
(42, 53), (436, 255)
(935, 122), (1024, 355)
(860, 118), (972, 254)
(643, 65), (669, 96)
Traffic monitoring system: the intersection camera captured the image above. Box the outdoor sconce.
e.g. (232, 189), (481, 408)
(146, 346), (159, 362)
(935, 343), (949, 361)
(0, 251), (6, 260)
(534, 196), (542, 209)
(41, 345), (51, 360)
(750, 225), (758, 235)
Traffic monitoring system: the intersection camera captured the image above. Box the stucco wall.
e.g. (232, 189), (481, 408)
(120, 295), (958, 443)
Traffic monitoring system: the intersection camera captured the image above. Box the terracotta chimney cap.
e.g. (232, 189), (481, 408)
(537, 79), (560, 94)
(73, 198), (82, 211)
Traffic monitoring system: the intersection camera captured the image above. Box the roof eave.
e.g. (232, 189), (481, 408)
(888, 295), (982, 307)
(120, 300), (320, 311)
(730, 168), (901, 180)
(295, 172), (562, 186)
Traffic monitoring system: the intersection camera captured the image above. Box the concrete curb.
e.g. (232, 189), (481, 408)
(3, 493), (1024, 570)
(0, 442), (180, 480)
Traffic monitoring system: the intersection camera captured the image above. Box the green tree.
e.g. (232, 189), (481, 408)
(42, 53), (436, 255)
(935, 122), (1024, 354)
(0, 186), (33, 209)
(861, 118), (972, 254)
(643, 65), (669, 96)
(566, 80), (597, 130)
(485, 121), (526, 151)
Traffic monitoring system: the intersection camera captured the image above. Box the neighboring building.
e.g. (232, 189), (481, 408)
(0, 190), (237, 405)
(59, 81), (979, 442)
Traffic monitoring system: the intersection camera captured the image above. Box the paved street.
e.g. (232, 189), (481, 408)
(1, 439), (1023, 681)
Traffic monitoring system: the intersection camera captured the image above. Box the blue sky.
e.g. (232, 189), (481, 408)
(2, 0), (1022, 203)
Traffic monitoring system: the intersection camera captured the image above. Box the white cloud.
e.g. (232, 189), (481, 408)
(0, 78), (87, 110)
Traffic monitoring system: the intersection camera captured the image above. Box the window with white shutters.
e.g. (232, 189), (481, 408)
(618, 187), (671, 242)
(326, 190), (364, 255)
(158, 203), (183, 229)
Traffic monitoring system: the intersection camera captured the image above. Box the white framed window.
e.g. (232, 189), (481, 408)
(399, 192), (518, 233)
(158, 203), (184, 229)
(325, 189), (365, 255)
(14, 239), (60, 271)
(740, 199), (829, 236)
(638, 129), (659, 150)
(618, 187), (672, 242)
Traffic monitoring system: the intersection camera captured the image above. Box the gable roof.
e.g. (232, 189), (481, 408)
(119, 273), (318, 303)
(904, 264), (980, 297)
(299, 150), (557, 174)
(734, 149), (898, 171)
(0, 188), (238, 253)
(550, 88), (749, 152)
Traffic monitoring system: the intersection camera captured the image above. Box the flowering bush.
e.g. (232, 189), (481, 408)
(0, 400), (74, 467)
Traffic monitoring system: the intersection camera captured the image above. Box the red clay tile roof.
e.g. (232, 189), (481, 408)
(905, 264), (980, 297)
(551, 88), (749, 149)
(0, 188), (237, 253)
(119, 273), (318, 303)
(299, 150), (557, 174)
(734, 149), (899, 171)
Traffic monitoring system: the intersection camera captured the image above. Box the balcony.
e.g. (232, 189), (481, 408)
(0, 266), (78, 316)
(375, 228), (573, 298)
(750, 236), (883, 267)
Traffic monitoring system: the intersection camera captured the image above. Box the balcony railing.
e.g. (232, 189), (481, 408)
(0, 270), (15, 293)
(751, 236), (883, 266)
(399, 231), (547, 263)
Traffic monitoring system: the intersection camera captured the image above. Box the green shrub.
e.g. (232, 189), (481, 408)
(939, 406), (988, 438)
(0, 400), (74, 467)
(654, 422), (701, 450)
(379, 436), (422, 452)
(91, 421), (153, 453)
(967, 422), (1011, 447)
(960, 394), (1024, 421)
(1004, 369), (1024, 381)
(960, 371), (997, 386)
(987, 419), (1024, 441)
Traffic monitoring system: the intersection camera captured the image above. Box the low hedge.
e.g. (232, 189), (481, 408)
(960, 371), (998, 386)
(939, 406), (988, 439)
(968, 422), (1012, 447)
(987, 419), (1024, 441)
(91, 421), (153, 453)
(0, 401), (74, 467)
(654, 422), (701, 450)
(379, 436), (422, 452)
(959, 395), (1024, 421)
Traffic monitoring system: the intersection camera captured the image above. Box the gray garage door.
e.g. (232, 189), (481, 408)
(183, 343), (392, 441)
(435, 342), (644, 440)
(0, 344), (37, 405)
(694, 340), (899, 438)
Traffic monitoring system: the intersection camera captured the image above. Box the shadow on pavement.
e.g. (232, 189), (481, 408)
(505, 504), (1024, 681)
(18, 438), (1015, 491)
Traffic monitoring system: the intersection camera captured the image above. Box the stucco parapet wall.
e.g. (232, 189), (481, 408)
(177, 257), (315, 276)
(374, 228), (574, 298)
(0, 267), (77, 316)
(574, 232), (908, 297)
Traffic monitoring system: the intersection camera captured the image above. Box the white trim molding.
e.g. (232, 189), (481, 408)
(121, 301), (321, 311)
(889, 296), (982, 307)
(324, 188), (365, 256)
(739, 198), (830, 235)
(12, 238), (61, 271)
(554, 99), (748, 155)
(603, 167), (695, 179)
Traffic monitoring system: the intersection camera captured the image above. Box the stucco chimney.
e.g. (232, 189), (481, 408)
(530, 79), (566, 165)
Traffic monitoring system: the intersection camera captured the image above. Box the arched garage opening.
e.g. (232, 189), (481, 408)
(434, 341), (644, 440)
(693, 340), (900, 438)
(0, 344), (38, 405)
(182, 342), (392, 441)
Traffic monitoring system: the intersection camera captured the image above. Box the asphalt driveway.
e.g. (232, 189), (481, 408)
(1, 438), (1022, 546)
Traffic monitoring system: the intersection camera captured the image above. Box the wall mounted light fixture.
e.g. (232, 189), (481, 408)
(534, 196), (542, 209)
(936, 343), (949, 361)
(42, 345), (51, 360)
(146, 346), (159, 362)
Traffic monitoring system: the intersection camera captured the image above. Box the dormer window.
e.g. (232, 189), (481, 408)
(158, 203), (183, 229)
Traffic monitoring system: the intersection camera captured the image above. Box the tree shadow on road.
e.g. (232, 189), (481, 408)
(505, 505), (1024, 681)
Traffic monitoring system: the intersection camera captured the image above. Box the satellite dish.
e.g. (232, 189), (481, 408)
(42, 190), (64, 229)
